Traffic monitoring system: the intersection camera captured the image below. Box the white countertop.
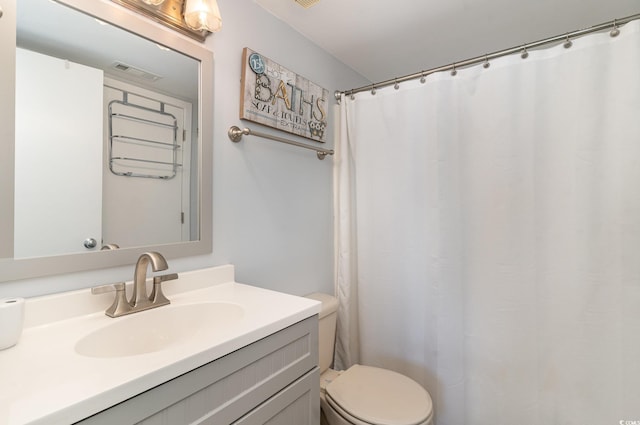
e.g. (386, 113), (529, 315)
(0, 265), (320, 424)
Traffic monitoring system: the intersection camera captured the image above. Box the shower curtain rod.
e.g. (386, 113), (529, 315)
(335, 12), (640, 101)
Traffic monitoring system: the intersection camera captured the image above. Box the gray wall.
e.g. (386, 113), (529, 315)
(0, 0), (368, 299)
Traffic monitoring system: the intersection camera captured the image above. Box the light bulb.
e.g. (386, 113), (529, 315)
(184, 0), (222, 32)
(141, 0), (165, 5)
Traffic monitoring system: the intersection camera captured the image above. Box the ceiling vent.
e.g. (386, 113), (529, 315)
(294, 0), (320, 8)
(111, 62), (162, 82)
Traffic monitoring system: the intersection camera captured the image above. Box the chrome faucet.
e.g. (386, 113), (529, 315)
(91, 251), (178, 317)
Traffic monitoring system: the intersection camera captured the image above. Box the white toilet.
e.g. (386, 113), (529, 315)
(306, 293), (434, 425)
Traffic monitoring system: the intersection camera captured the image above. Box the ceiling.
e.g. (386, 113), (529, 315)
(254, 0), (640, 86)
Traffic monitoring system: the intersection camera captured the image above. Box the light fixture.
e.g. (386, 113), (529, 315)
(184, 0), (222, 32)
(115, 0), (220, 41)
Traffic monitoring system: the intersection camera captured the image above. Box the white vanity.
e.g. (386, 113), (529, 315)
(0, 265), (321, 424)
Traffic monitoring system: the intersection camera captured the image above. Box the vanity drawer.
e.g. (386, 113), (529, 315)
(76, 316), (319, 425)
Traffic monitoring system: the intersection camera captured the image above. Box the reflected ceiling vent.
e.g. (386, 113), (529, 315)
(111, 62), (162, 82)
(294, 0), (320, 8)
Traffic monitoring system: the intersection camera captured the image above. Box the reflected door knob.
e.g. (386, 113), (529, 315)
(84, 238), (98, 249)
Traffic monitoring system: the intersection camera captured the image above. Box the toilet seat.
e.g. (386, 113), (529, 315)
(324, 365), (433, 425)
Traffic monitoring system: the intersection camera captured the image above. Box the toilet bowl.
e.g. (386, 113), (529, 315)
(306, 293), (434, 425)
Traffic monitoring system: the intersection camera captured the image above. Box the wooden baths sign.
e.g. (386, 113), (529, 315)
(240, 48), (329, 143)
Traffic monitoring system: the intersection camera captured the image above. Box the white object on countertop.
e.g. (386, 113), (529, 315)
(0, 298), (25, 350)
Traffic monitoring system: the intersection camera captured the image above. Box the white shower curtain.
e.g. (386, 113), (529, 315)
(335, 20), (640, 425)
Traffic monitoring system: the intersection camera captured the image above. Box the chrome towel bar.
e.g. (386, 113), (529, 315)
(228, 126), (334, 160)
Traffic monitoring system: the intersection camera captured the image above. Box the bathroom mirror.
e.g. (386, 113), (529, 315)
(0, 0), (213, 282)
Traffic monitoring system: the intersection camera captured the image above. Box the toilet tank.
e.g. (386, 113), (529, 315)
(305, 293), (338, 374)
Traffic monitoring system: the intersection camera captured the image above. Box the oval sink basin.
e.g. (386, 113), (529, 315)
(75, 302), (244, 358)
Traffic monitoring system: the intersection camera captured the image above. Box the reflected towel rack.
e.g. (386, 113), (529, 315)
(109, 94), (181, 179)
(228, 126), (334, 160)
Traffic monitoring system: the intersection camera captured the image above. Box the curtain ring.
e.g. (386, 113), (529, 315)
(420, 71), (426, 83)
(371, 84), (376, 95)
(394, 79), (400, 90)
(521, 45), (529, 59)
(610, 19), (620, 37)
(563, 34), (573, 49)
(450, 63), (457, 76)
(483, 55), (490, 69)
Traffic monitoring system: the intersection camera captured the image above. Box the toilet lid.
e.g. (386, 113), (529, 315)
(325, 365), (433, 425)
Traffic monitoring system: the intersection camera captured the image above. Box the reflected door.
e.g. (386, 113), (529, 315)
(14, 48), (103, 258)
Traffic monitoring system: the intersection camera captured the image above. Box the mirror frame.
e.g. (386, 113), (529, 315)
(0, 0), (213, 282)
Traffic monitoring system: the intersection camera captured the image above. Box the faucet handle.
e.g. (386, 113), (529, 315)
(91, 282), (125, 294)
(91, 283), (132, 317)
(150, 273), (178, 306)
(154, 273), (179, 283)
